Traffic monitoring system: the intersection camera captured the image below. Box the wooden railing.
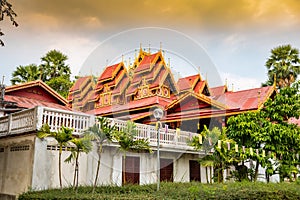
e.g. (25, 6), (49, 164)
(0, 106), (198, 150)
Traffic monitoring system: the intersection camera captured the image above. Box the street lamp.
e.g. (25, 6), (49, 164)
(153, 108), (163, 191)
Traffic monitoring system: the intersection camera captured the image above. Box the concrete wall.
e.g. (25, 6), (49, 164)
(31, 138), (207, 190)
(0, 134), (35, 196)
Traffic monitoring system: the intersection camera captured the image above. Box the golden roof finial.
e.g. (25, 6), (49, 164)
(134, 49), (137, 60)
(139, 43), (142, 53)
(160, 42), (162, 52)
(231, 83), (234, 92)
(148, 44), (151, 53)
(168, 58), (170, 67)
(225, 78), (228, 88)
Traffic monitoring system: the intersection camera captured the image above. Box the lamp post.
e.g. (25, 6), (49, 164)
(153, 108), (163, 191)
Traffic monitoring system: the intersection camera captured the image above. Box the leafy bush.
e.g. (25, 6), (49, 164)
(19, 182), (300, 200)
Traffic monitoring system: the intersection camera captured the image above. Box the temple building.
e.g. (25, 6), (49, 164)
(0, 47), (278, 197)
(68, 47), (276, 132)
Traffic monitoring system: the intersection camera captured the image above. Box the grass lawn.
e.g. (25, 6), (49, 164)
(19, 181), (300, 200)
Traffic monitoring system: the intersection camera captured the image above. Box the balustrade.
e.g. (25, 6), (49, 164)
(0, 106), (198, 150)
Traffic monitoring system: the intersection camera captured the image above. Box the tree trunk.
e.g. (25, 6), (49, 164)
(92, 144), (102, 193)
(254, 160), (260, 182)
(123, 152), (126, 185)
(59, 145), (62, 192)
(73, 151), (79, 189)
(75, 153), (79, 193)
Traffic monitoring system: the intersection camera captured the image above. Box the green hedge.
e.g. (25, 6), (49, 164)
(19, 182), (300, 200)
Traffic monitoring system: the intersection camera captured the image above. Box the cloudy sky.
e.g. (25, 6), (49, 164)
(1, 0), (300, 90)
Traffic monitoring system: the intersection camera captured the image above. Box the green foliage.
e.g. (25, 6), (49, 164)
(189, 126), (240, 183)
(45, 75), (73, 98)
(227, 80), (300, 181)
(11, 64), (41, 85)
(115, 120), (152, 154)
(37, 124), (74, 191)
(65, 134), (92, 192)
(18, 182), (300, 200)
(263, 44), (300, 88)
(84, 117), (118, 193)
(10, 49), (73, 98)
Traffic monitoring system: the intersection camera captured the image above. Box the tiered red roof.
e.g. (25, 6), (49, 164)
(67, 48), (277, 125)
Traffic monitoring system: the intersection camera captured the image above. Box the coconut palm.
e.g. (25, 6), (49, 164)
(264, 44), (300, 88)
(11, 64), (41, 85)
(40, 50), (71, 81)
(114, 121), (152, 184)
(37, 124), (74, 191)
(65, 135), (92, 193)
(84, 117), (116, 193)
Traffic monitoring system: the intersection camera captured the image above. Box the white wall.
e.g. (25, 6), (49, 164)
(0, 135), (35, 195)
(31, 139), (207, 190)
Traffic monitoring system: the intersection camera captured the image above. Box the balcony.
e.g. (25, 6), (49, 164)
(0, 106), (200, 152)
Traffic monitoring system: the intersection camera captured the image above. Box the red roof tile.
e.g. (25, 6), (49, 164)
(98, 63), (121, 82)
(135, 53), (159, 73)
(5, 95), (71, 111)
(216, 86), (275, 111)
(210, 86), (227, 97)
(6, 80), (68, 105)
(69, 76), (92, 92)
(177, 74), (200, 92)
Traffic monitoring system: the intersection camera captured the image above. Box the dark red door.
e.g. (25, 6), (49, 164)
(189, 160), (201, 182)
(160, 158), (173, 182)
(122, 156), (140, 184)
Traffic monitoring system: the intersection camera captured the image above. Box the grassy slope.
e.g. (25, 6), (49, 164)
(19, 182), (300, 200)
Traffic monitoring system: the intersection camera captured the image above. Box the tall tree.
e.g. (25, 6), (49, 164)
(84, 117), (116, 193)
(11, 64), (41, 85)
(0, 0), (18, 46)
(263, 45), (300, 88)
(10, 50), (73, 98)
(227, 80), (300, 182)
(227, 111), (271, 181)
(37, 124), (74, 191)
(40, 50), (71, 81)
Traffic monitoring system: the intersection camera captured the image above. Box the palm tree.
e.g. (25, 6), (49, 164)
(65, 135), (92, 192)
(114, 121), (152, 185)
(264, 44), (300, 88)
(189, 126), (238, 183)
(11, 64), (41, 85)
(40, 50), (71, 81)
(37, 124), (74, 191)
(84, 117), (116, 193)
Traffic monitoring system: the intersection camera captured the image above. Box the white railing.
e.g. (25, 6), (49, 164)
(39, 107), (93, 135)
(0, 108), (36, 137)
(106, 118), (198, 150)
(0, 106), (198, 150)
